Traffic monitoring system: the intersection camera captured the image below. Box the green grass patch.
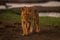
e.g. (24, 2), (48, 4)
(0, 11), (21, 23)
(39, 16), (60, 26)
(0, 13), (60, 26)
(0, 9), (60, 26)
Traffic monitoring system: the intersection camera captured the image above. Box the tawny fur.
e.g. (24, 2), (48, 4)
(21, 6), (40, 36)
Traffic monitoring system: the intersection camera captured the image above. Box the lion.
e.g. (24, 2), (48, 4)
(21, 6), (40, 36)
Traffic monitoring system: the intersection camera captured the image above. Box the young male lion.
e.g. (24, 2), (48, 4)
(21, 6), (40, 36)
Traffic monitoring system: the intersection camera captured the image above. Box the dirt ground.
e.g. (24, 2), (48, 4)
(0, 23), (60, 40)
(0, 28), (60, 40)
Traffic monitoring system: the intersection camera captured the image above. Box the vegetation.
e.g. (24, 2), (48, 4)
(0, 13), (60, 26)
(0, 9), (60, 27)
(39, 17), (60, 27)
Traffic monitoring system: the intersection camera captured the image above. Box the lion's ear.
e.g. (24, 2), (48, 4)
(21, 6), (26, 11)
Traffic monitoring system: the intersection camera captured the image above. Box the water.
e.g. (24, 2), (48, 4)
(0, 1), (60, 9)
(39, 12), (60, 17)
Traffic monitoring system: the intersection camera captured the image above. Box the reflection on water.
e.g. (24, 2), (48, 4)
(39, 12), (60, 17)
(0, 1), (60, 9)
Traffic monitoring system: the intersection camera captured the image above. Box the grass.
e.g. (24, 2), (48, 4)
(0, 13), (60, 26)
(39, 17), (60, 26)
(0, 9), (60, 27)
(0, 10), (21, 23)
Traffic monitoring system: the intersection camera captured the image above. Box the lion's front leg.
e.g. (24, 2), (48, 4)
(29, 23), (33, 34)
(21, 20), (28, 36)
